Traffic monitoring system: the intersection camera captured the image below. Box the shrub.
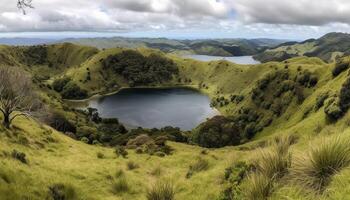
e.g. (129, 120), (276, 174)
(48, 183), (76, 200)
(126, 161), (139, 170)
(52, 77), (71, 92)
(115, 146), (128, 158)
(332, 58), (350, 77)
(80, 137), (89, 144)
(61, 82), (88, 100)
(11, 150), (27, 164)
(146, 180), (175, 200)
(339, 76), (350, 111)
(324, 97), (343, 121)
(186, 158), (209, 178)
(112, 177), (129, 194)
(46, 111), (77, 133)
(192, 116), (241, 148)
(291, 136), (350, 191)
(315, 92), (329, 110)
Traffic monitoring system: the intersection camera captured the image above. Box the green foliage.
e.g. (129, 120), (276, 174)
(46, 111), (77, 134)
(291, 136), (350, 192)
(48, 183), (77, 200)
(315, 92), (329, 110)
(103, 50), (178, 86)
(192, 116), (241, 148)
(146, 180), (175, 200)
(52, 77), (71, 93)
(219, 161), (252, 200)
(23, 45), (48, 65)
(332, 57), (350, 77)
(60, 82), (88, 100)
(324, 97), (343, 121)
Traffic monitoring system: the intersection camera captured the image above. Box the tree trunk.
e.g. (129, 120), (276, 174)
(3, 113), (10, 129)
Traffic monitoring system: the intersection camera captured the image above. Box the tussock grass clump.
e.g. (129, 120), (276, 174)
(96, 152), (105, 159)
(150, 167), (162, 177)
(291, 136), (350, 191)
(48, 183), (77, 200)
(242, 173), (274, 200)
(255, 135), (293, 179)
(11, 150), (27, 164)
(146, 180), (175, 200)
(115, 169), (125, 178)
(186, 157), (209, 178)
(126, 161), (139, 170)
(112, 177), (130, 194)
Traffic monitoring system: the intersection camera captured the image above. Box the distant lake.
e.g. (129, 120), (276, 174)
(183, 55), (260, 65)
(88, 87), (219, 130)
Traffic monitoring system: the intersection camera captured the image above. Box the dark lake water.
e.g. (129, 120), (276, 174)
(183, 55), (260, 65)
(88, 87), (218, 130)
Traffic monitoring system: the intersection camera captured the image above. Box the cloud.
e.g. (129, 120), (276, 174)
(0, 0), (350, 39)
(230, 0), (350, 26)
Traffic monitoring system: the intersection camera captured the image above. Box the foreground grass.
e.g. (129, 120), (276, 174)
(0, 118), (235, 200)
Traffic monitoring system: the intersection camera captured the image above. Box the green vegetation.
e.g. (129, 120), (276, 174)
(2, 41), (350, 199)
(255, 32), (350, 63)
(146, 180), (175, 200)
(103, 50), (178, 86)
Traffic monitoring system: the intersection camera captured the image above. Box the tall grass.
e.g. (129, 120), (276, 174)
(112, 177), (130, 194)
(240, 135), (293, 199)
(242, 173), (274, 200)
(186, 157), (209, 178)
(291, 136), (350, 191)
(146, 180), (175, 200)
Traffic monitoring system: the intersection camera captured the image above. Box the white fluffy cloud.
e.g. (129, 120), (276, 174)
(0, 0), (350, 39)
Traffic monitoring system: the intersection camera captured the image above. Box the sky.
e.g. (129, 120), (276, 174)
(1, 0), (350, 40)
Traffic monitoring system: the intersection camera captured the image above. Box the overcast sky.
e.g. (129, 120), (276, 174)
(0, 0), (350, 40)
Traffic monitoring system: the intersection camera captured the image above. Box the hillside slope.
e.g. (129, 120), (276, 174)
(2, 43), (350, 199)
(254, 32), (350, 63)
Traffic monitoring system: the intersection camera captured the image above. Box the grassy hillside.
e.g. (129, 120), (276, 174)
(2, 43), (350, 199)
(254, 32), (350, 63)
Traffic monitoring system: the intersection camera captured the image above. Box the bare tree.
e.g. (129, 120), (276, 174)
(17, 0), (34, 15)
(0, 66), (40, 128)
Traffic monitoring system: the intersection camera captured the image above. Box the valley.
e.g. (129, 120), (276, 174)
(1, 33), (350, 200)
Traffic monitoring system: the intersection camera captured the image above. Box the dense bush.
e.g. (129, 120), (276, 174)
(52, 77), (71, 93)
(52, 77), (88, 100)
(192, 116), (241, 148)
(46, 111), (77, 133)
(324, 97), (343, 121)
(332, 58), (350, 77)
(103, 50), (178, 86)
(61, 82), (88, 100)
(315, 92), (329, 110)
(23, 45), (48, 65)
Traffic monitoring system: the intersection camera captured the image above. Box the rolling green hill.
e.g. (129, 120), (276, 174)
(254, 32), (350, 63)
(1, 43), (350, 199)
(62, 37), (288, 57)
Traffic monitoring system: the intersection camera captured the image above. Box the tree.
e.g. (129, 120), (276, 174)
(0, 66), (40, 128)
(17, 0), (34, 15)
